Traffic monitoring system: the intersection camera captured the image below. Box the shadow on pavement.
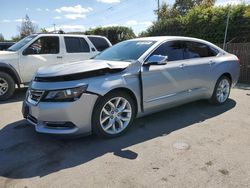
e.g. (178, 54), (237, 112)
(0, 88), (27, 105)
(0, 99), (236, 179)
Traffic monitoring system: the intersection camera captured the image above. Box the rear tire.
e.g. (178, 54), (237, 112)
(210, 76), (231, 105)
(0, 72), (15, 101)
(92, 91), (136, 138)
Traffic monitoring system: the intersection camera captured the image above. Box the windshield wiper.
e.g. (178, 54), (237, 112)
(119, 59), (135, 62)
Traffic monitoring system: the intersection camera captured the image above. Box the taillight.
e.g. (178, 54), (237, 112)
(237, 57), (240, 64)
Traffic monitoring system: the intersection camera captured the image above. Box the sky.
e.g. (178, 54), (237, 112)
(0, 0), (247, 40)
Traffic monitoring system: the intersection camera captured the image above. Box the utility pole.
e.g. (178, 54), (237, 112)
(157, 0), (160, 21)
(53, 23), (56, 32)
(223, 7), (230, 50)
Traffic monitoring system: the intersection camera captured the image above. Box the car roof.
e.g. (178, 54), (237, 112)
(130, 36), (224, 52)
(130, 36), (210, 43)
(37, 33), (107, 38)
(133, 36), (226, 62)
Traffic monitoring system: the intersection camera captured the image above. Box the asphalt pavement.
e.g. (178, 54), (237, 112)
(0, 86), (249, 188)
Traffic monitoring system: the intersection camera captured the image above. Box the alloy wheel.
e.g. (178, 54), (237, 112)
(0, 78), (8, 96)
(99, 97), (132, 135)
(216, 78), (230, 103)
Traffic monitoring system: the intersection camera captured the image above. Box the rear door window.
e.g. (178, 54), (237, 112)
(64, 37), (90, 53)
(87, 36), (110, 52)
(149, 41), (185, 61)
(184, 41), (218, 59)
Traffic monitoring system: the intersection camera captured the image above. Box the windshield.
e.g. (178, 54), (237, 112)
(94, 40), (156, 62)
(7, 34), (38, 51)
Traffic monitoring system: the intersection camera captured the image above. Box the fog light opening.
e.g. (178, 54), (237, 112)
(45, 122), (76, 129)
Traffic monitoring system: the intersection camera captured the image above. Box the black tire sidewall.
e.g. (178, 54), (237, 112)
(0, 71), (15, 100)
(92, 91), (136, 138)
(210, 76), (231, 105)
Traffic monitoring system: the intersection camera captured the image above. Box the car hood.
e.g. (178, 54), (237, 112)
(36, 59), (131, 77)
(0, 51), (18, 61)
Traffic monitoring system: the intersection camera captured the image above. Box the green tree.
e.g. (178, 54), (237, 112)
(183, 4), (250, 43)
(0, 33), (4, 42)
(19, 14), (37, 38)
(201, 0), (216, 8)
(156, 2), (177, 20)
(11, 35), (21, 42)
(173, 0), (215, 15)
(173, 0), (196, 15)
(40, 28), (49, 33)
(244, 4), (250, 17)
(84, 26), (135, 44)
(141, 4), (250, 43)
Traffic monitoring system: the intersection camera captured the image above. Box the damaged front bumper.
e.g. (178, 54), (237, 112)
(22, 92), (98, 136)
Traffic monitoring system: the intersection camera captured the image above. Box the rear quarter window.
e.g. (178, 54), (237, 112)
(87, 37), (110, 52)
(184, 41), (219, 59)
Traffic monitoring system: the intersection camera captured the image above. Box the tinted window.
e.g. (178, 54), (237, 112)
(184, 41), (218, 59)
(26, 36), (59, 54)
(88, 36), (110, 51)
(94, 40), (156, 62)
(64, 37), (90, 53)
(150, 41), (184, 61)
(80, 38), (90, 52)
(208, 46), (219, 56)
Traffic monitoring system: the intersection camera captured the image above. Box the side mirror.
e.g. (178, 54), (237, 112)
(23, 47), (36, 55)
(144, 55), (168, 66)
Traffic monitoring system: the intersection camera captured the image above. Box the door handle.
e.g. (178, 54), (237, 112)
(57, 56), (63, 59)
(209, 61), (215, 66)
(179, 64), (186, 69)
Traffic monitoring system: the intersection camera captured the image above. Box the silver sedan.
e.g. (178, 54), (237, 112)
(22, 36), (240, 138)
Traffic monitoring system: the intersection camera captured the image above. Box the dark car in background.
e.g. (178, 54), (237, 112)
(0, 42), (15, 51)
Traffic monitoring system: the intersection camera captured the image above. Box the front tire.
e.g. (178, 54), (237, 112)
(92, 91), (136, 138)
(210, 76), (231, 105)
(0, 72), (15, 101)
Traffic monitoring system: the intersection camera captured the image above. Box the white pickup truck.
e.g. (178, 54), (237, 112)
(0, 33), (112, 100)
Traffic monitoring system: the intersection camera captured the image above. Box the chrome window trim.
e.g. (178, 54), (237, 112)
(141, 39), (223, 65)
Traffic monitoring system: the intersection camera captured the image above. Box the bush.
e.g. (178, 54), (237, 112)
(84, 26), (136, 44)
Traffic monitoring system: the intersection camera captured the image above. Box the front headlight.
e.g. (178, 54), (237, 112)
(41, 85), (88, 102)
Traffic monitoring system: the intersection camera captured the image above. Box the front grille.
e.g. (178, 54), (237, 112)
(28, 89), (45, 104)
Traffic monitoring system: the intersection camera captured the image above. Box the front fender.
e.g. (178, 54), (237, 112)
(0, 62), (22, 84)
(86, 71), (142, 114)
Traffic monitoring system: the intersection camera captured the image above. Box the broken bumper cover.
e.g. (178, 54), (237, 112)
(22, 93), (98, 136)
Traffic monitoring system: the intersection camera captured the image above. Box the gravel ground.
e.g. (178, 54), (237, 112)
(0, 87), (249, 188)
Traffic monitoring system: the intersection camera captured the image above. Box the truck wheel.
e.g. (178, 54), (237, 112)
(92, 91), (136, 138)
(0, 72), (15, 101)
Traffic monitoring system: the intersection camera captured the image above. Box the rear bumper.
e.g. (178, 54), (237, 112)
(22, 93), (98, 136)
(231, 60), (241, 87)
